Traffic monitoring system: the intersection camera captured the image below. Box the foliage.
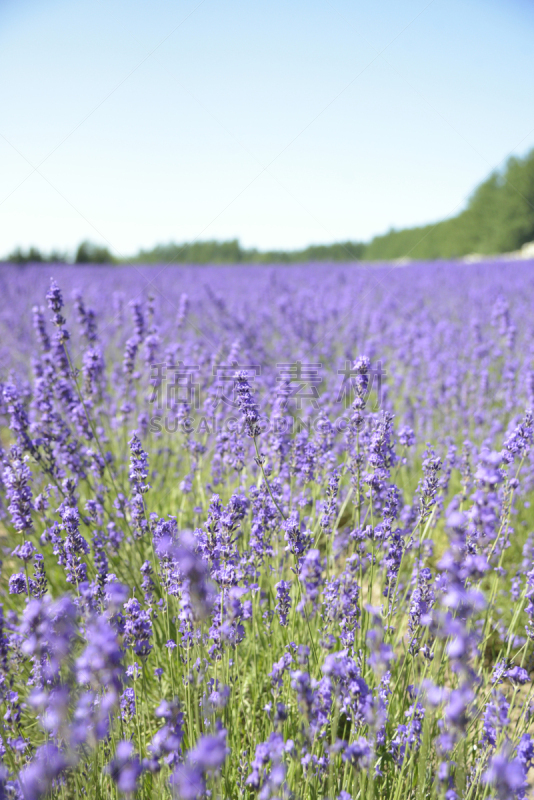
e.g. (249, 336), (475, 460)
(132, 239), (366, 264)
(365, 149), (534, 260)
(6, 247), (67, 265)
(74, 241), (115, 264)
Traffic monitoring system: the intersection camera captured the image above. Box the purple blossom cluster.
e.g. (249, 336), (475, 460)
(0, 262), (533, 799)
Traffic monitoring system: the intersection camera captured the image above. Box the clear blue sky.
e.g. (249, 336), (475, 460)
(1, 0), (534, 256)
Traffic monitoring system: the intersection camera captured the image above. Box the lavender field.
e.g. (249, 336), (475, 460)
(1, 259), (534, 799)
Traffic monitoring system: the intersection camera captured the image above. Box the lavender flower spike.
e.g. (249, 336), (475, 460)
(235, 371), (261, 438)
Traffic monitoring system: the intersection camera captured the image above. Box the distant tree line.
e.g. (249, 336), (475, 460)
(6, 241), (114, 265)
(7, 246), (68, 264)
(365, 148), (534, 260)
(5, 148), (534, 264)
(5, 237), (366, 266)
(132, 239), (366, 264)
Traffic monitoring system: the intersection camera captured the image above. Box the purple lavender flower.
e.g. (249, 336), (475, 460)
(32, 305), (51, 352)
(73, 290), (98, 343)
(76, 614), (124, 691)
(298, 549), (324, 613)
(172, 764), (205, 800)
(503, 410), (534, 463)
(123, 336), (139, 376)
(324, 554), (360, 647)
(9, 572), (28, 595)
(506, 665), (530, 684)
(155, 532), (214, 621)
(417, 445), (442, 523)
(0, 606), (10, 674)
(19, 744), (70, 800)
(46, 279), (68, 329)
(13, 540), (36, 561)
(150, 698), (184, 766)
(3, 445), (33, 533)
(321, 652), (373, 727)
(56, 500), (90, 586)
(107, 741), (143, 796)
(129, 433), (150, 537)
(29, 555), (48, 599)
(390, 702), (425, 766)
(320, 469), (340, 533)
(482, 692), (510, 748)
(129, 300), (145, 340)
(235, 371), (261, 438)
(82, 347), (104, 395)
(275, 580), (291, 627)
(483, 750), (526, 800)
(173, 731), (228, 799)
(517, 734), (534, 781)
(246, 732), (288, 797)
(19, 595), (77, 684)
(398, 425), (415, 448)
(196, 493), (246, 589)
(443, 684), (473, 731)
(364, 411), (397, 501)
(468, 449), (505, 548)
(120, 688), (136, 721)
(3, 383), (33, 452)
(177, 292), (189, 328)
(408, 566), (435, 656)
(282, 512), (311, 559)
(351, 356), (371, 414)
(129, 432), (149, 490)
(269, 652), (293, 688)
(366, 615), (393, 675)
(189, 735), (228, 771)
(342, 737), (372, 770)
(123, 598), (153, 658)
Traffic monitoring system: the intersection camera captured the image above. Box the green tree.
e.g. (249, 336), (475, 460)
(75, 241), (114, 264)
